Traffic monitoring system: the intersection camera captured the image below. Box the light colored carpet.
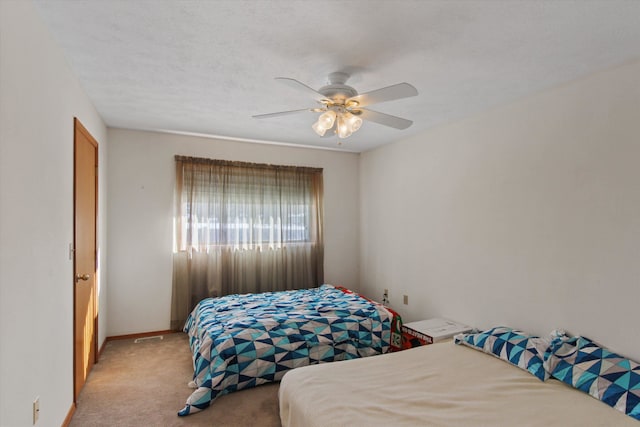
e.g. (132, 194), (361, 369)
(70, 332), (281, 426)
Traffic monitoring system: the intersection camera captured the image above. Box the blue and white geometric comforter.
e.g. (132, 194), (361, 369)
(178, 284), (392, 415)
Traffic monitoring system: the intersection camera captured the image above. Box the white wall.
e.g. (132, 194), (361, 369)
(107, 129), (359, 336)
(0, 1), (108, 426)
(360, 59), (640, 362)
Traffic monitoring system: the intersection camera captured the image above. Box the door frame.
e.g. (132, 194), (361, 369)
(73, 117), (99, 401)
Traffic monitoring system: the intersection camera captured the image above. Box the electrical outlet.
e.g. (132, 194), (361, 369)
(403, 295), (408, 305)
(33, 397), (39, 424)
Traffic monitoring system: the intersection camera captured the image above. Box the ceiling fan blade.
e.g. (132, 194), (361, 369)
(358, 109), (413, 130)
(348, 83), (418, 108)
(252, 108), (312, 119)
(275, 77), (329, 103)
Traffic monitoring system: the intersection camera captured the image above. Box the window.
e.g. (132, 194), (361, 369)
(174, 157), (322, 251)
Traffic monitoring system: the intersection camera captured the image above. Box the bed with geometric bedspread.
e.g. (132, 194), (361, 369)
(178, 284), (401, 416)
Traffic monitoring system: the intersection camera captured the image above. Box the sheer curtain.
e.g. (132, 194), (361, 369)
(171, 156), (324, 330)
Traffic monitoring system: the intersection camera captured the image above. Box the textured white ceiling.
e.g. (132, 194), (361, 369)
(33, 0), (640, 152)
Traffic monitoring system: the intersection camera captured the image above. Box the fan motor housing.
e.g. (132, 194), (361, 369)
(319, 84), (358, 103)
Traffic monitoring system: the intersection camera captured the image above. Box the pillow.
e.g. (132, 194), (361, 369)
(547, 336), (640, 421)
(454, 326), (549, 381)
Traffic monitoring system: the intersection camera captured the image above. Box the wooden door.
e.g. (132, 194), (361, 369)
(73, 118), (98, 399)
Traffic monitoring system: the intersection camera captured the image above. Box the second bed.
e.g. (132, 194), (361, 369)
(179, 284), (400, 415)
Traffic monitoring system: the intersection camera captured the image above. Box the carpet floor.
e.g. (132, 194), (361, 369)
(70, 332), (281, 426)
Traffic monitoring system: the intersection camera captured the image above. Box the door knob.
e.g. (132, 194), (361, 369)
(75, 274), (90, 282)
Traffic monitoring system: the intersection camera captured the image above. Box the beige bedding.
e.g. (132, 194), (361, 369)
(279, 341), (637, 427)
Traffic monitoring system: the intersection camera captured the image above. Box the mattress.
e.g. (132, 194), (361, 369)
(279, 340), (638, 427)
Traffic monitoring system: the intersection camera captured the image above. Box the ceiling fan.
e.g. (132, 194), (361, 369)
(253, 72), (418, 141)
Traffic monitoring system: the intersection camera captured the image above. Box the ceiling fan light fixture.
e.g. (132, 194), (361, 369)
(312, 110), (337, 136)
(312, 120), (328, 136)
(336, 115), (353, 139)
(318, 110), (336, 129)
(342, 111), (363, 132)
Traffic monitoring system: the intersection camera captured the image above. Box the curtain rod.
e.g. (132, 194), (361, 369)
(175, 155), (323, 174)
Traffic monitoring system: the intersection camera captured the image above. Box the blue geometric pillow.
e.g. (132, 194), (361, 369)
(548, 336), (640, 421)
(454, 326), (549, 381)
